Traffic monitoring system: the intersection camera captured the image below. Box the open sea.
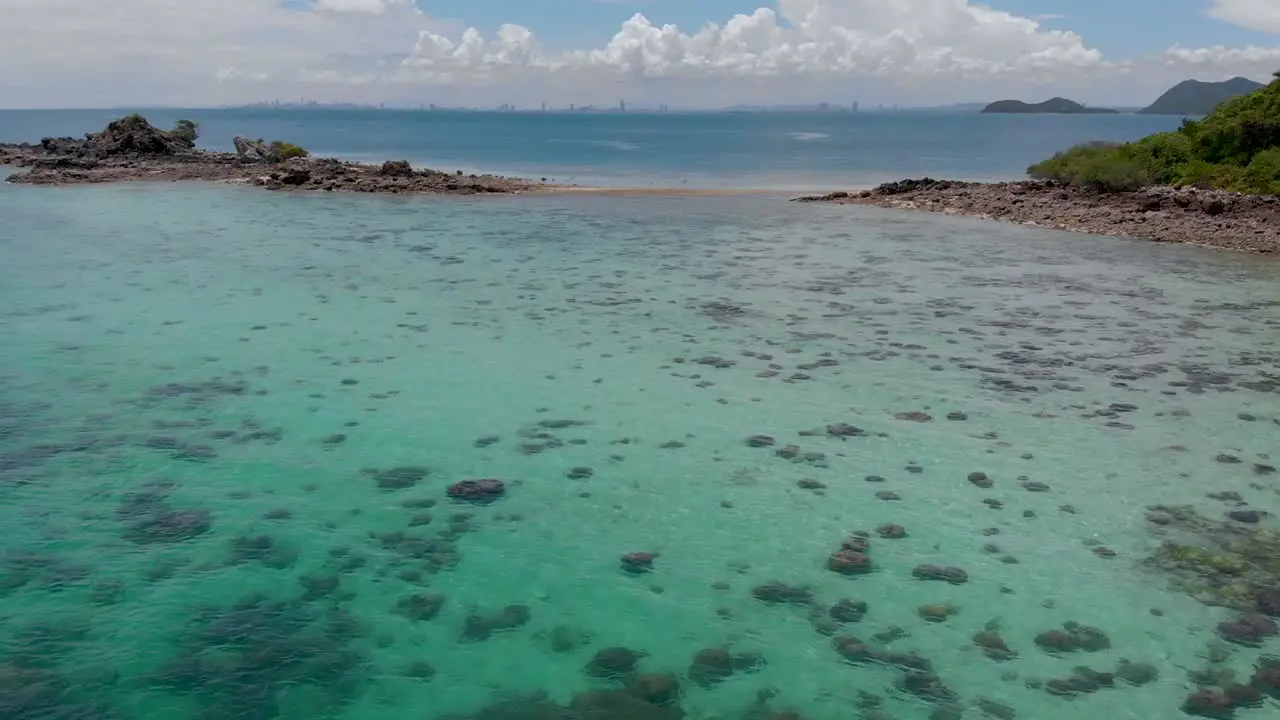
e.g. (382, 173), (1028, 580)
(2, 109), (1280, 720)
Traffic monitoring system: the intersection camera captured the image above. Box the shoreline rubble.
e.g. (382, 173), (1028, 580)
(794, 178), (1280, 254)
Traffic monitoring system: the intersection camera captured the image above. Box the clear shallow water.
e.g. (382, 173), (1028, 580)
(2, 178), (1280, 720)
(0, 108), (1185, 189)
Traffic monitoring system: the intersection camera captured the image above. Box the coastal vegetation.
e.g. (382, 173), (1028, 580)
(268, 140), (309, 159)
(1028, 75), (1280, 193)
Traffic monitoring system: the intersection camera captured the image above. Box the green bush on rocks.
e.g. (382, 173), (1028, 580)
(1028, 142), (1151, 192)
(269, 141), (309, 159)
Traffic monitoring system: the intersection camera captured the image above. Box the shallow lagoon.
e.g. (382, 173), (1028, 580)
(2, 179), (1279, 719)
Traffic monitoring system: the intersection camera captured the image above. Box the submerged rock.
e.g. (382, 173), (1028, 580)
(1181, 689), (1235, 718)
(829, 598), (869, 623)
(626, 672), (681, 706)
(752, 582), (815, 606)
(1217, 614), (1278, 647)
(620, 552), (657, 574)
(374, 466), (429, 490)
(585, 647), (646, 679)
(123, 509), (212, 544)
(461, 604), (531, 641)
(917, 604), (958, 623)
(1114, 660), (1159, 686)
(568, 689), (683, 720)
(447, 479), (506, 504)
(832, 635), (872, 663)
(394, 593), (445, 622)
(912, 565), (968, 584)
(828, 550), (874, 576)
(688, 647), (734, 687)
(972, 629), (1016, 661)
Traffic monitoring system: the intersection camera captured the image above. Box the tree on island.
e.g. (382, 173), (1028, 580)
(1028, 77), (1280, 193)
(171, 119), (199, 144)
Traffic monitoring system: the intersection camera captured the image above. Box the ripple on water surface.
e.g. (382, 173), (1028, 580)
(1, 182), (1280, 720)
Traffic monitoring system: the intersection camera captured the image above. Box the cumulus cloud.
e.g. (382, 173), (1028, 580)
(0, 0), (1275, 108)
(1208, 0), (1280, 34)
(403, 1), (1104, 79)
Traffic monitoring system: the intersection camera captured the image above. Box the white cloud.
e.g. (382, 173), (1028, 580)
(0, 0), (1275, 108)
(1165, 44), (1280, 67)
(1208, 0), (1280, 34)
(404, 2), (1104, 79)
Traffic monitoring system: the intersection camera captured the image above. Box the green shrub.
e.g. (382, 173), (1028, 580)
(1232, 148), (1280, 194)
(269, 141), (309, 159)
(1027, 142), (1150, 192)
(1175, 159), (1231, 189)
(1125, 132), (1195, 184)
(171, 119), (199, 144)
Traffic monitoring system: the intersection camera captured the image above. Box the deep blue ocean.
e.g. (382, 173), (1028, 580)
(0, 108), (1184, 189)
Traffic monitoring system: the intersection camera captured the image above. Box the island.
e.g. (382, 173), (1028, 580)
(796, 75), (1280, 254)
(1137, 76), (1265, 115)
(980, 98), (1118, 114)
(0, 114), (548, 195)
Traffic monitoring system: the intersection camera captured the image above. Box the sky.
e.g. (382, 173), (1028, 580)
(0, 0), (1278, 109)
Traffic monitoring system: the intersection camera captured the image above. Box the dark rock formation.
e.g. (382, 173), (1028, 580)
(233, 136), (278, 163)
(394, 593), (445, 622)
(620, 552), (657, 574)
(911, 565), (968, 584)
(828, 550), (874, 575)
(461, 604), (531, 641)
(972, 629), (1016, 661)
(3, 116), (547, 195)
(688, 648), (734, 687)
(447, 479), (506, 504)
(829, 598), (868, 623)
(751, 582), (815, 606)
(1181, 688), (1235, 718)
(585, 647), (646, 679)
(626, 672), (681, 706)
(372, 466), (429, 490)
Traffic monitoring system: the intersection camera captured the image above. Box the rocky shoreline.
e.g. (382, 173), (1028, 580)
(0, 115), (548, 196)
(795, 178), (1280, 254)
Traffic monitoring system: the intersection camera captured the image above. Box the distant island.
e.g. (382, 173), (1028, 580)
(1137, 76), (1265, 115)
(981, 98), (1119, 114)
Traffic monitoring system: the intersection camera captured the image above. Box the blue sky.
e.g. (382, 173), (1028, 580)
(431, 0), (1278, 56)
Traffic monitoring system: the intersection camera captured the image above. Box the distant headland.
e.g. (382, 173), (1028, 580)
(1137, 76), (1265, 115)
(980, 98), (1119, 115)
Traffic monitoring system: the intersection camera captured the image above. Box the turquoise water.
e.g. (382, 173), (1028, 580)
(3, 172), (1280, 719)
(0, 108), (1185, 189)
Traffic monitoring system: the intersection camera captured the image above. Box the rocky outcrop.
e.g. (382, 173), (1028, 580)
(2, 117), (547, 196)
(233, 136), (278, 163)
(27, 115), (195, 162)
(794, 178), (1280, 253)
